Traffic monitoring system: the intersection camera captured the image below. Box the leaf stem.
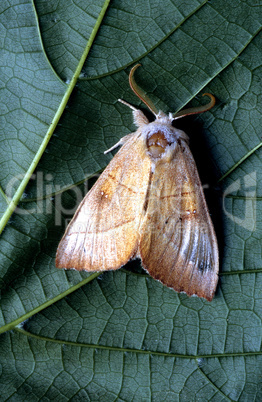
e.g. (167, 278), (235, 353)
(0, 0), (111, 235)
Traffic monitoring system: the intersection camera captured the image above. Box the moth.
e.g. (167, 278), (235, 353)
(56, 64), (219, 301)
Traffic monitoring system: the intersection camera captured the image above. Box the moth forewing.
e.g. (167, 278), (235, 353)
(138, 135), (218, 301)
(56, 132), (151, 271)
(56, 64), (219, 301)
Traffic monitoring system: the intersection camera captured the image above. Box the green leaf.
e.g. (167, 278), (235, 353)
(1, 0), (262, 399)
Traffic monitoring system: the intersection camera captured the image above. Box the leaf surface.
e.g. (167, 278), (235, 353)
(0, 0), (262, 399)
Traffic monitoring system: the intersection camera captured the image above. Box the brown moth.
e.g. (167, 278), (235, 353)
(56, 64), (219, 301)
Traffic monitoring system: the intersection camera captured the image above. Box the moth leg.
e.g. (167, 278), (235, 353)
(118, 98), (138, 111)
(118, 99), (149, 128)
(104, 133), (134, 154)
